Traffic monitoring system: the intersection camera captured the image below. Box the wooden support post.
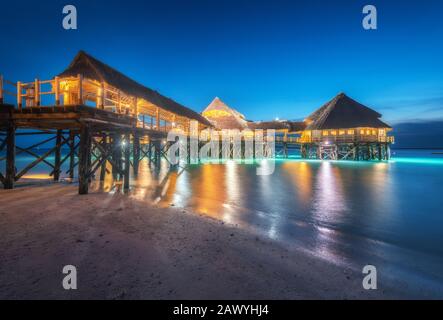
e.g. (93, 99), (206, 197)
(53, 130), (62, 181)
(112, 134), (122, 180)
(4, 122), (16, 189)
(156, 107), (160, 130)
(54, 76), (60, 106)
(17, 81), (22, 110)
(100, 135), (107, 181)
(124, 132), (131, 190)
(78, 125), (91, 195)
(133, 130), (140, 176)
(134, 97), (138, 119)
(34, 79), (40, 106)
(77, 74), (83, 105)
(148, 140), (152, 163)
(69, 131), (75, 180)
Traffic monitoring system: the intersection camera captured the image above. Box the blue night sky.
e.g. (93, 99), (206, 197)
(1, 0), (443, 125)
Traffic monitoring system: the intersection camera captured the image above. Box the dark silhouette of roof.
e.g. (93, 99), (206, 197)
(305, 93), (391, 130)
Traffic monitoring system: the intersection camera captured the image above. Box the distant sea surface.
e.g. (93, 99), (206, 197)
(3, 148), (443, 295)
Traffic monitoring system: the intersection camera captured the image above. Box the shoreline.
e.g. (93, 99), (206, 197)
(0, 183), (439, 299)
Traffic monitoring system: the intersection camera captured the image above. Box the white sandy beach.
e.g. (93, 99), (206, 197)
(0, 183), (434, 299)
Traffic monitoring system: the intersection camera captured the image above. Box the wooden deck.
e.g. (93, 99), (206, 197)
(0, 104), (168, 139)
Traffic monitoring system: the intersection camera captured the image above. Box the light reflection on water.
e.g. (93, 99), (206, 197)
(127, 152), (443, 287)
(8, 150), (443, 288)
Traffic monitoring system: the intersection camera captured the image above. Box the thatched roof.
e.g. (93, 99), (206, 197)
(58, 51), (211, 126)
(248, 120), (306, 132)
(305, 93), (391, 130)
(202, 97), (248, 130)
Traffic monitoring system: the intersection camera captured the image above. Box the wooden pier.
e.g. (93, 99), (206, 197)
(0, 51), (211, 194)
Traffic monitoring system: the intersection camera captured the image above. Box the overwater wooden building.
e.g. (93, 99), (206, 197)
(201, 93), (394, 160)
(298, 93), (393, 160)
(0, 51), (212, 193)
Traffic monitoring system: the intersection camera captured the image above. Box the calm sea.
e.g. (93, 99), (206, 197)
(3, 148), (443, 294)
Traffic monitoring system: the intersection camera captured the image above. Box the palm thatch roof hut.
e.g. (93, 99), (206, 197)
(59, 51), (211, 127)
(304, 92), (391, 130)
(202, 97), (248, 130)
(299, 93), (393, 160)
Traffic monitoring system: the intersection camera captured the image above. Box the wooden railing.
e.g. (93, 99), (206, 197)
(297, 135), (394, 144)
(0, 74), (196, 134)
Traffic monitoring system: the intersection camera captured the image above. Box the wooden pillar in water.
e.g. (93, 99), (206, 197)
(78, 125), (91, 195)
(378, 144), (382, 161)
(4, 122), (16, 189)
(124, 132), (131, 191)
(53, 130), (62, 181)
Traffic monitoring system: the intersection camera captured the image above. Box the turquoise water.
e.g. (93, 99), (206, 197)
(3, 148), (443, 295)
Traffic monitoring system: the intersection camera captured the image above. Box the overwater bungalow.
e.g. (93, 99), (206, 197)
(298, 93), (394, 160)
(202, 97), (249, 130)
(201, 93), (393, 161)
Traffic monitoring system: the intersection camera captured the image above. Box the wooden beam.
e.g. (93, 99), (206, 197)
(53, 130), (63, 181)
(77, 74), (83, 105)
(124, 132), (130, 190)
(78, 124), (91, 194)
(4, 122), (15, 189)
(17, 81), (22, 110)
(16, 146), (55, 169)
(92, 138), (125, 176)
(69, 132), (76, 179)
(133, 130), (140, 176)
(54, 77), (60, 106)
(34, 79), (40, 106)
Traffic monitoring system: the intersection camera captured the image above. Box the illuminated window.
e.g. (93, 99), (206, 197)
(347, 129), (354, 135)
(372, 130), (376, 135)
(378, 129), (385, 136)
(366, 130), (371, 135)
(323, 130), (328, 136)
(339, 130), (345, 135)
(331, 130), (337, 136)
(360, 129), (365, 135)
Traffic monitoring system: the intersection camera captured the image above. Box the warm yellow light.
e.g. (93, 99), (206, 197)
(360, 129), (365, 135)
(331, 130), (337, 136)
(339, 130), (345, 135)
(203, 110), (231, 118)
(372, 130), (376, 135)
(347, 129), (354, 135)
(322, 130), (328, 136)
(366, 130), (371, 135)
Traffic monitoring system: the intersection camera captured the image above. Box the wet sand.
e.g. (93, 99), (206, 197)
(0, 183), (433, 299)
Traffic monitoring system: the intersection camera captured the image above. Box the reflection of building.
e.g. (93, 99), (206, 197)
(202, 93), (394, 161)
